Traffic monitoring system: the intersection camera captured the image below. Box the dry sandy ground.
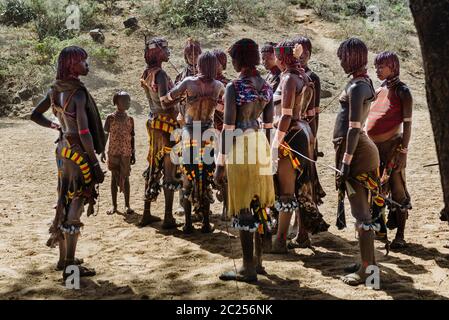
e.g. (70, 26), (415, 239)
(1, 110), (448, 300)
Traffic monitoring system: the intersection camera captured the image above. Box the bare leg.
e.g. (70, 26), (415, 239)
(272, 158), (296, 253)
(254, 232), (266, 275)
(290, 209), (312, 248)
(201, 202), (214, 233)
(62, 197), (95, 279)
(107, 173), (118, 215)
(182, 182), (194, 234)
(162, 187), (177, 229)
(124, 177), (134, 214)
(390, 171), (408, 249)
(220, 210), (257, 283)
(138, 200), (161, 227)
(57, 239), (66, 267)
(139, 177), (162, 227)
(175, 190), (185, 215)
(220, 184), (228, 221)
(56, 238), (84, 271)
(289, 210), (299, 239)
(341, 183), (377, 286)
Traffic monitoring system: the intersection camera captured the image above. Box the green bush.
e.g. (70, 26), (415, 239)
(19, 0), (101, 40)
(94, 0), (119, 16)
(302, 0), (411, 23)
(145, 0), (229, 29)
(0, 0), (36, 26)
(32, 36), (118, 66)
(170, 0), (227, 28)
(79, 1), (102, 31)
(337, 17), (413, 57)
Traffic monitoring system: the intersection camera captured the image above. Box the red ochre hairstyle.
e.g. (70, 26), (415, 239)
(212, 49), (227, 70)
(144, 37), (168, 68)
(337, 37), (368, 75)
(260, 42), (277, 54)
(197, 51), (218, 81)
(56, 46), (88, 80)
(293, 36), (312, 56)
(374, 51), (400, 77)
(184, 38), (202, 64)
(228, 38), (260, 69)
(274, 40), (299, 67)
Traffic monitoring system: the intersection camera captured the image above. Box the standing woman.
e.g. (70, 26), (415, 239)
(163, 51), (225, 233)
(139, 37), (180, 228)
(367, 51), (412, 249)
(212, 49), (231, 220)
(215, 39), (275, 282)
(30, 46), (105, 279)
(270, 40), (329, 254)
(334, 38), (384, 286)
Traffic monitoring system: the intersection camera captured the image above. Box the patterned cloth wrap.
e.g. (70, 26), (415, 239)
(143, 114), (181, 201)
(231, 196), (273, 236)
(179, 134), (216, 212)
(335, 163), (388, 240)
(274, 139), (330, 235)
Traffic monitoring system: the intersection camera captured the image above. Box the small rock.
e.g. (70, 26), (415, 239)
(296, 18), (306, 24)
(17, 88), (33, 101)
(89, 29), (105, 43)
(123, 17), (139, 29)
(111, 30), (118, 36)
(12, 96), (21, 104)
(320, 89), (333, 99)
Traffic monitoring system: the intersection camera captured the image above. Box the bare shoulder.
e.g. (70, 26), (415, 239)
(309, 70), (320, 84)
(156, 69), (169, 81)
(214, 79), (225, 90)
(396, 83), (412, 99)
(348, 80), (372, 96)
(73, 88), (87, 104)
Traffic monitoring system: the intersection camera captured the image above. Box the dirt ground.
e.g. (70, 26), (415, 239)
(1, 109), (448, 300)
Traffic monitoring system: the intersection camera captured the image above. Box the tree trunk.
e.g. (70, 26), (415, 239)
(409, 0), (449, 216)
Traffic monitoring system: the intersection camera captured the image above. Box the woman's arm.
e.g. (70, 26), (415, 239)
(272, 75), (297, 149)
(214, 82), (236, 186)
(396, 85), (413, 170)
(157, 71), (180, 109)
(30, 91), (60, 130)
(262, 98), (274, 142)
(163, 77), (190, 103)
(101, 115), (111, 163)
(341, 83), (373, 178)
(75, 90), (104, 183)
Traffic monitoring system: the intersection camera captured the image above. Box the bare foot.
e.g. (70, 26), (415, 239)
(56, 258), (83, 271)
(288, 237), (312, 249)
(201, 223), (215, 234)
(390, 238), (408, 250)
(343, 263), (360, 274)
(219, 266), (257, 283)
(162, 217), (178, 229)
(174, 207), (185, 216)
(270, 238), (288, 254)
(183, 224), (195, 234)
(341, 271), (366, 286)
(125, 207), (135, 215)
(255, 264), (267, 275)
(107, 207), (118, 215)
(62, 265), (96, 280)
(138, 214), (161, 227)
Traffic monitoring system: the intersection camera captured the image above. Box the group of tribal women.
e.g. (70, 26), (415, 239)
(31, 34), (412, 287)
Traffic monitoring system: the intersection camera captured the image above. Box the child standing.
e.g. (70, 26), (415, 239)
(101, 91), (136, 215)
